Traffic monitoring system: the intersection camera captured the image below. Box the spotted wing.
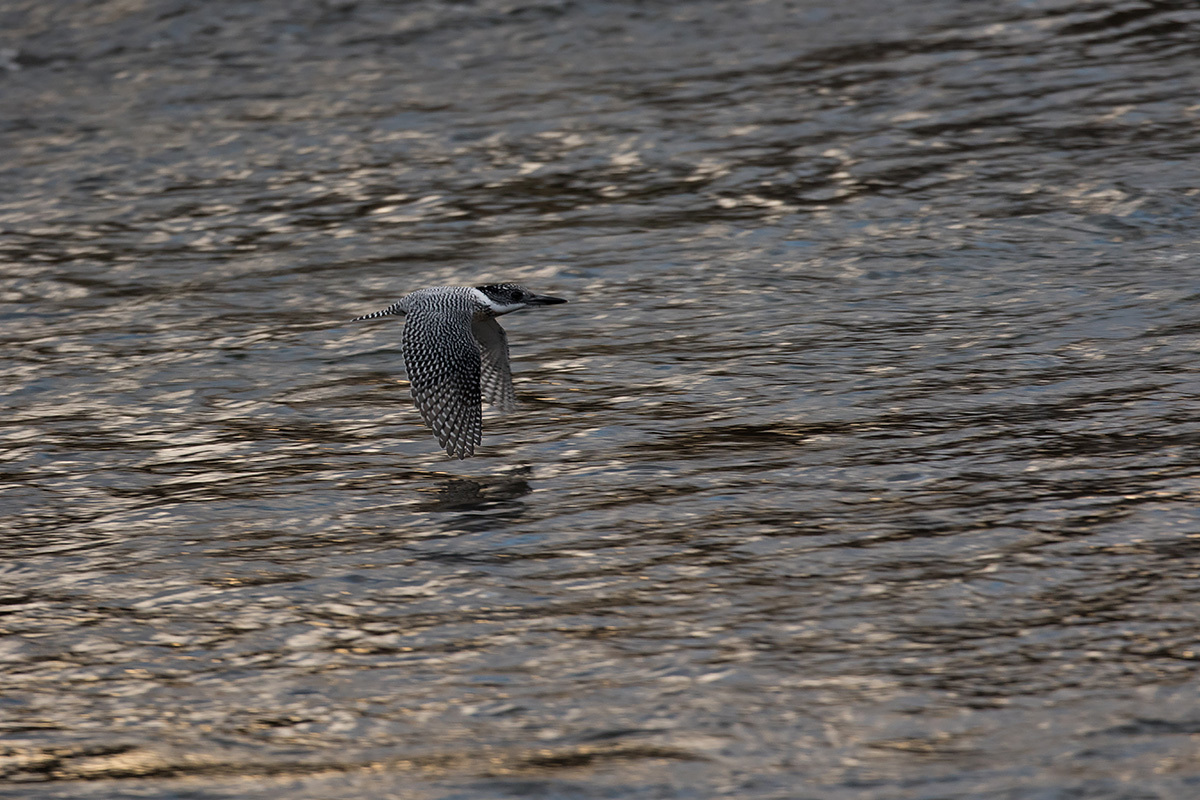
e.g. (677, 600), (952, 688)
(402, 307), (482, 459)
(472, 316), (517, 413)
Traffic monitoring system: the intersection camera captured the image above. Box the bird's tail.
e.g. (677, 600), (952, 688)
(352, 302), (404, 322)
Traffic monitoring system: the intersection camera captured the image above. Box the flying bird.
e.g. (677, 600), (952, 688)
(354, 283), (567, 458)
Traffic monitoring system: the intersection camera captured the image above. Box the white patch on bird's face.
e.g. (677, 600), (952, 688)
(470, 287), (525, 315)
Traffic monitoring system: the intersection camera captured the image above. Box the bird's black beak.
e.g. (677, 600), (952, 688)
(527, 294), (567, 306)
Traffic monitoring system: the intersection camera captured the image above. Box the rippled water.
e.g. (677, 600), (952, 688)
(4, 0), (1200, 797)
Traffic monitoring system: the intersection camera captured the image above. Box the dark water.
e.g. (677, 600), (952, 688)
(4, 0), (1200, 797)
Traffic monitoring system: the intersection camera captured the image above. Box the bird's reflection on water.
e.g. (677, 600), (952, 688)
(414, 468), (533, 514)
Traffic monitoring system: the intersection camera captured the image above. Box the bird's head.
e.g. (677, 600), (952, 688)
(474, 283), (567, 316)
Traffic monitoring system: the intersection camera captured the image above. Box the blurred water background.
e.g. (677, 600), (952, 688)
(3, 0), (1200, 797)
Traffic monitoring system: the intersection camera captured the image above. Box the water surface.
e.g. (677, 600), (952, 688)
(3, 0), (1200, 797)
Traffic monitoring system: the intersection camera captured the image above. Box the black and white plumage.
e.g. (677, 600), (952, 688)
(354, 284), (567, 459)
